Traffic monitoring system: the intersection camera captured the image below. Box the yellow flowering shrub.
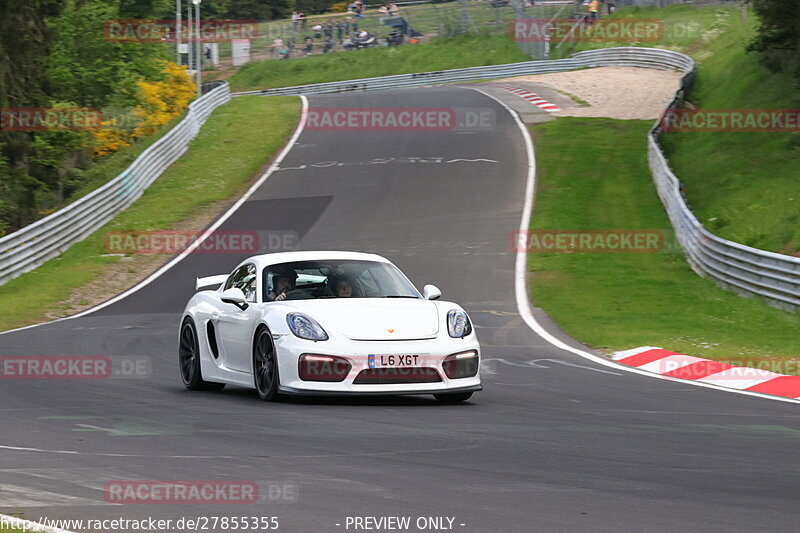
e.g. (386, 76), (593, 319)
(93, 119), (134, 156)
(93, 60), (196, 156)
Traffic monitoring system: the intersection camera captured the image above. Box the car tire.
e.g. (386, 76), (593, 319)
(179, 317), (226, 391)
(253, 326), (280, 401)
(433, 392), (473, 403)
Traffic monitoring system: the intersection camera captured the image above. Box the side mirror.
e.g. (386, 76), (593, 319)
(221, 287), (249, 310)
(423, 284), (441, 301)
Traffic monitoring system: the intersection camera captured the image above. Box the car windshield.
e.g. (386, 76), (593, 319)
(262, 260), (421, 301)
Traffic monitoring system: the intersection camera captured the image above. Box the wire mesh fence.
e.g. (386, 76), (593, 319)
(188, 0), (748, 75)
(203, 1), (575, 69)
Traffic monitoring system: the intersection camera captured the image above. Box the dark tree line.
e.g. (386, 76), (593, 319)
(0, 0), (288, 236)
(748, 0), (800, 85)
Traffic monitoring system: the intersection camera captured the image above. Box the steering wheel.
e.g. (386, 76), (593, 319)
(284, 289), (314, 301)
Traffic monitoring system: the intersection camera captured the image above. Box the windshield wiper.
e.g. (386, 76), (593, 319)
(382, 295), (419, 298)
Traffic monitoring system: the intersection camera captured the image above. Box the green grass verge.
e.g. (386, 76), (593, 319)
(658, 11), (800, 255)
(567, 4), (734, 55)
(0, 96), (300, 332)
(228, 33), (529, 91)
(571, 4), (800, 255)
(529, 117), (800, 371)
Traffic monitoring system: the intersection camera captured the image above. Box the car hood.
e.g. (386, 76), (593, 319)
(284, 299), (440, 341)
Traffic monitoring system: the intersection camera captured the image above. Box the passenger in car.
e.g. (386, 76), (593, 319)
(334, 278), (353, 298)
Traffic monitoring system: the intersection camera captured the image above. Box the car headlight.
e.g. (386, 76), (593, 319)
(286, 313), (329, 341)
(447, 309), (472, 338)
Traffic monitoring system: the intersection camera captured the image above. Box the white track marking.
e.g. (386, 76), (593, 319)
(467, 86), (800, 406)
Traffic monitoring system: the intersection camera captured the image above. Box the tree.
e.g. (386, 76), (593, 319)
(0, 0), (186, 233)
(0, 0), (63, 232)
(226, 0), (290, 20)
(293, 0), (337, 15)
(47, 0), (167, 108)
(748, 0), (800, 84)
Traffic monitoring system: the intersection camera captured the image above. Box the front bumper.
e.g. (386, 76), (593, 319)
(278, 384), (482, 396)
(274, 334), (482, 395)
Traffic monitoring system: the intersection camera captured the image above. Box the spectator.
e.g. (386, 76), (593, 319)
(588, 0), (599, 19)
(291, 11), (299, 32)
(299, 12), (307, 30)
(272, 37), (284, 58)
(336, 21), (345, 40)
(388, 3), (399, 16)
(304, 35), (313, 55)
(312, 23), (322, 39)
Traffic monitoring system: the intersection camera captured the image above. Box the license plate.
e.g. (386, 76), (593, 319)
(368, 354), (421, 368)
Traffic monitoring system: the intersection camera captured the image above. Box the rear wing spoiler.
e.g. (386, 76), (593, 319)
(196, 274), (228, 291)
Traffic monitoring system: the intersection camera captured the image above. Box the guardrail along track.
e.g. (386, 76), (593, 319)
(234, 47), (799, 310)
(0, 82), (231, 286)
(4, 48), (797, 311)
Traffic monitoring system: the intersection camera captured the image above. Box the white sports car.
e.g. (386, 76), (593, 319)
(179, 251), (481, 403)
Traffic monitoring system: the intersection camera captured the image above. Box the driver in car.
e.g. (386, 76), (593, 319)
(267, 272), (297, 301)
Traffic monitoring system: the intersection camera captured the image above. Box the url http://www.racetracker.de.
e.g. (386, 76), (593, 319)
(0, 515), (280, 532)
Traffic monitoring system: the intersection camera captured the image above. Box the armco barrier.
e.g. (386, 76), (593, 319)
(234, 47), (799, 310)
(233, 48), (692, 97)
(4, 48), (798, 311)
(647, 63), (800, 311)
(0, 82), (231, 286)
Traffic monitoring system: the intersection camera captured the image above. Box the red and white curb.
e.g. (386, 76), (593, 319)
(499, 85), (561, 113)
(614, 347), (800, 400)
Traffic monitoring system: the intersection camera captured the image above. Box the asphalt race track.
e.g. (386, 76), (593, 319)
(1, 87), (799, 532)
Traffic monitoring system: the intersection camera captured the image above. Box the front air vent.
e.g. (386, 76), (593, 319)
(207, 321), (219, 359)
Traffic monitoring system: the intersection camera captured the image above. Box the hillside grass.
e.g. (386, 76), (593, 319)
(228, 33), (529, 91)
(529, 118), (800, 371)
(571, 4), (800, 254)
